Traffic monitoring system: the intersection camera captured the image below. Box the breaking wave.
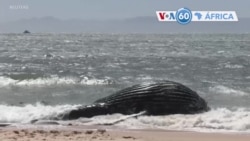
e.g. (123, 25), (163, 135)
(0, 76), (114, 87)
(209, 85), (249, 96)
(1, 103), (250, 133)
(90, 108), (250, 133)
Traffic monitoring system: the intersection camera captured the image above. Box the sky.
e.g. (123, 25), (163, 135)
(0, 0), (249, 22)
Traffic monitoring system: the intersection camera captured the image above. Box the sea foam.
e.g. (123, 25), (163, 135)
(0, 103), (250, 133)
(0, 76), (113, 87)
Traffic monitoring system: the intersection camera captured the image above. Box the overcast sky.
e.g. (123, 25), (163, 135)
(0, 0), (249, 22)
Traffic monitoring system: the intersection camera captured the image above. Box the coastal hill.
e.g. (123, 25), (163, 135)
(0, 16), (249, 33)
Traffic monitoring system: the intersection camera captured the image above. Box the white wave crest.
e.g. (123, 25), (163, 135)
(0, 76), (113, 87)
(88, 108), (250, 133)
(0, 103), (79, 123)
(1, 104), (250, 133)
(209, 85), (248, 96)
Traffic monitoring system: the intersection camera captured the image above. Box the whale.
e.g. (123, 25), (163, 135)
(63, 81), (209, 120)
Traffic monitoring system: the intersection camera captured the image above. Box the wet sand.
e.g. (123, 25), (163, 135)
(0, 125), (250, 141)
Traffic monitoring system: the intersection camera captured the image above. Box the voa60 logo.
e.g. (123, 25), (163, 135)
(175, 8), (192, 24)
(156, 7), (238, 25)
(156, 8), (193, 24)
(157, 11), (176, 21)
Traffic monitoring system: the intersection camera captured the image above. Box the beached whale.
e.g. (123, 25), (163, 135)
(63, 81), (209, 120)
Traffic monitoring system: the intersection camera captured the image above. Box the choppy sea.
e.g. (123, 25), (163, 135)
(0, 33), (250, 132)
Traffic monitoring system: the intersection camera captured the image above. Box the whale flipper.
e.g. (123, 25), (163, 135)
(98, 111), (147, 126)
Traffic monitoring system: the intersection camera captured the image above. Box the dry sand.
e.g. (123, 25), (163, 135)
(0, 125), (250, 141)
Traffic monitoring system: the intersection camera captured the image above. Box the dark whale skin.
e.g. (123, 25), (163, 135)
(65, 81), (209, 120)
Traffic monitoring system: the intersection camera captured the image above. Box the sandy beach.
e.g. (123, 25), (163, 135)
(0, 125), (250, 141)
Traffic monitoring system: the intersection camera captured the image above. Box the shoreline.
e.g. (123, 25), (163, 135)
(1, 124), (250, 141)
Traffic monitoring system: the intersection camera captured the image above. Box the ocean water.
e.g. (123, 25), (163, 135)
(0, 33), (250, 132)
